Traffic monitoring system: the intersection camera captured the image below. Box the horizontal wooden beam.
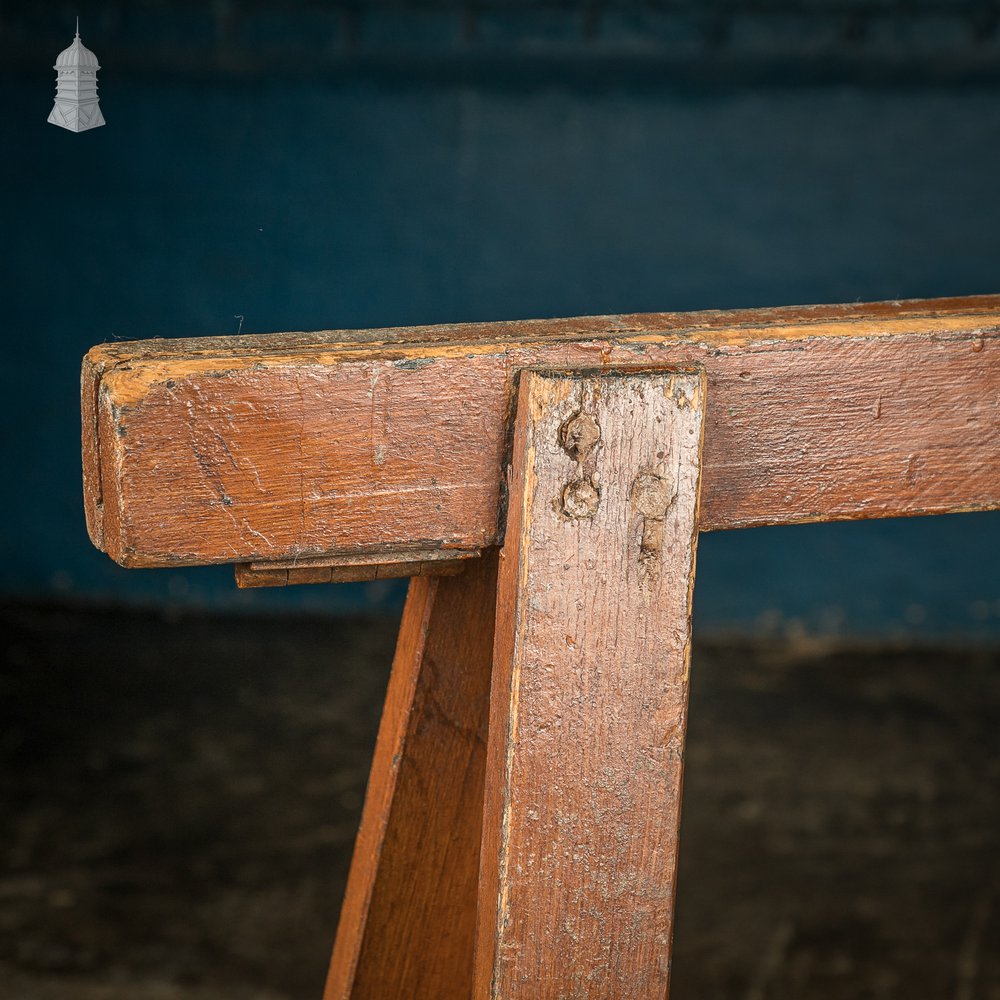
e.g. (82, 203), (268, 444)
(82, 295), (999, 570)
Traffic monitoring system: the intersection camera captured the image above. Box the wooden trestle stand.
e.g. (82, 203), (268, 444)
(82, 296), (999, 999)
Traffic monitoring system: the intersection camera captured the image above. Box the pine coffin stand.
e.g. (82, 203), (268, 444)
(82, 295), (999, 999)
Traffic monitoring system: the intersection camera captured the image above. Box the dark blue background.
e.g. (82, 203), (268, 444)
(3, 12), (998, 640)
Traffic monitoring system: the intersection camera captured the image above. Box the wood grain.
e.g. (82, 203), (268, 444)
(325, 551), (498, 1000)
(234, 548), (476, 587)
(474, 369), (705, 999)
(81, 295), (1000, 569)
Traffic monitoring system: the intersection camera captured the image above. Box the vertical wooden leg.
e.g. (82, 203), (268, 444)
(474, 369), (706, 999)
(325, 551), (498, 1000)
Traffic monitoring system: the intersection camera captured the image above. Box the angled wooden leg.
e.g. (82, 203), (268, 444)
(474, 369), (705, 999)
(325, 551), (498, 1000)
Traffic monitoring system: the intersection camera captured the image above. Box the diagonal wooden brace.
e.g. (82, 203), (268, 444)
(325, 554), (498, 1000)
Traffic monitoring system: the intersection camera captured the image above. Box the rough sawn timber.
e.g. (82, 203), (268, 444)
(81, 295), (1000, 570)
(474, 369), (704, 998)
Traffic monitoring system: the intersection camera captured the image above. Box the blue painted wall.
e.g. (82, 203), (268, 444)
(3, 13), (998, 639)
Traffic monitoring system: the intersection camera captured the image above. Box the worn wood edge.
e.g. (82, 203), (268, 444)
(81, 353), (106, 551)
(82, 300), (1000, 568)
(234, 545), (481, 587)
(86, 308), (999, 410)
(94, 375), (129, 567)
(473, 370), (536, 998)
(234, 556), (471, 588)
(83, 293), (1000, 367)
(324, 575), (437, 999)
(247, 546), (481, 571)
(672, 371), (709, 996)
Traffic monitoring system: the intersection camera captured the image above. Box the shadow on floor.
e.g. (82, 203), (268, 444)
(1, 602), (998, 998)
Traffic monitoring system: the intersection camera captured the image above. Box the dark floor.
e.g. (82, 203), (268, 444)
(1, 603), (998, 999)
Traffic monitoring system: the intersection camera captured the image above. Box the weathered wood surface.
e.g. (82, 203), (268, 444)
(474, 369), (704, 998)
(234, 547), (477, 588)
(325, 552), (498, 1000)
(82, 295), (1000, 569)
